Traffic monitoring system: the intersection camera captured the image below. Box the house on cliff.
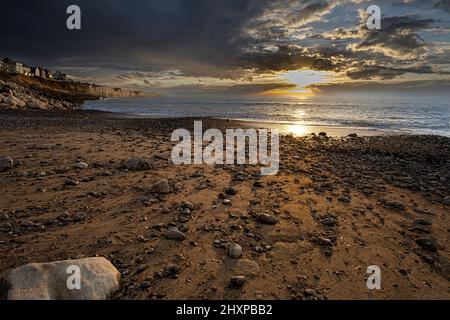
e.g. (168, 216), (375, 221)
(31, 66), (43, 77)
(2, 58), (31, 76)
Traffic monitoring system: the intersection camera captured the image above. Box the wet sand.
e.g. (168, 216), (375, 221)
(0, 109), (449, 300)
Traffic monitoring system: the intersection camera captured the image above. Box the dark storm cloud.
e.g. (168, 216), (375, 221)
(235, 45), (336, 73)
(353, 16), (435, 59)
(0, 0), (272, 75)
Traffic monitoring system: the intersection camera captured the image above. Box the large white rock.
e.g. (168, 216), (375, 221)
(0, 257), (120, 300)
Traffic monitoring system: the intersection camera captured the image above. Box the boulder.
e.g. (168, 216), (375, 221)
(0, 257), (120, 300)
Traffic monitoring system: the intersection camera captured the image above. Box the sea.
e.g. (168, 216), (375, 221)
(83, 95), (450, 137)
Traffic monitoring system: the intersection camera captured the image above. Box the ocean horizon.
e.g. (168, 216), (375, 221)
(83, 95), (450, 137)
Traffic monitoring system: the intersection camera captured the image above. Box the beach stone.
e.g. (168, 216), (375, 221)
(163, 264), (181, 278)
(321, 217), (336, 227)
(225, 187), (237, 196)
(165, 228), (186, 241)
(256, 213), (279, 225)
(120, 157), (151, 171)
(137, 235), (147, 243)
(443, 197), (450, 206)
(415, 219), (431, 226)
(0, 157), (14, 172)
(64, 178), (79, 186)
(317, 237), (333, 246)
(153, 179), (170, 194)
(74, 162), (89, 169)
(416, 238), (438, 252)
(0, 212), (9, 221)
(73, 212), (87, 222)
(225, 259), (260, 277)
(181, 202), (195, 210)
(228, 243), (243, 259)
(304, 289), (317, 297)
(0, 257), (120, 300)
(21, 220), (36, 228)
(229, 276), (246, 288)
(383, 200), (405, 211)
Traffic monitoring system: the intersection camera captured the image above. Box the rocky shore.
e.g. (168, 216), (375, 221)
(0, 72), (155, 110)
(0, 110), (449, 300)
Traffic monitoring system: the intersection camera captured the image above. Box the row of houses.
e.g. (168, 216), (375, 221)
(0, 58), (68, 81)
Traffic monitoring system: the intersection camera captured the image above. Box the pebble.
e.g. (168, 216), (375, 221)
(228, 243), (243, 259)
(73, 212), (87, 222)
(321, 217), (336, 227)
(74, 162), (89, 169)
(140, 281), (152, 289)
(229, 276), (246, 288)
(317, 237), (333, 246)
(137, 235), (147, 242)
(383, 200), (405, 211)
(181, 202), (195, 210)
(153, 179), (170, 194)
(218, 192), (228, 200)
(415, 219), (431, 226)
(0, 157), (14, 172)
(165, 228), (186, 241)
(256, 213), (279, 225)
(225, 187), (237, 196)
(444, 197), (450, 206)
(304, 289), (317, 297)
(254, 246), (265, 253)
(338, 194), (351, 203)
(151, 223), (166, 230)
(163, 264), (181, 278)
(120, 157), (151, 171)
(21, 220), (36, 228)
(64, 178), (79, 186)
(0, 212), (9, 221)
(416, 238), (438, 252)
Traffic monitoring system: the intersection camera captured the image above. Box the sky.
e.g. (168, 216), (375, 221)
(1, 0), (450, 97)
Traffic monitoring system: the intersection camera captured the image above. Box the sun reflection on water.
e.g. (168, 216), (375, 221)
(286, 124), (308, 136)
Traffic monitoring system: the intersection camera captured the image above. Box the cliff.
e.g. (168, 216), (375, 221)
(0, 71), (156, 110)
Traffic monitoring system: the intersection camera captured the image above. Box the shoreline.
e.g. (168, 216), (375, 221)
(4, 107), (447, 138)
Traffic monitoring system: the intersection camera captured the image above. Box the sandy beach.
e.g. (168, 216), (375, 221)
(0, 109), (449, 300)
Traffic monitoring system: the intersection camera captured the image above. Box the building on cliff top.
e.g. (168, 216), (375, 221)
(1, 58), (59, 80)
